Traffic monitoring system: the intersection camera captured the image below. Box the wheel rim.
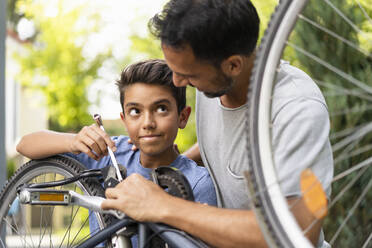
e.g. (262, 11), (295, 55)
(0, 164), (105, 248)
(248, 0), (372, 247)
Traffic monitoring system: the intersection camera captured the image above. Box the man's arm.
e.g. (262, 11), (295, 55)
(16, 125), (116, 160)
(182, 143), (203, 165)
(102, 174), (322, 248)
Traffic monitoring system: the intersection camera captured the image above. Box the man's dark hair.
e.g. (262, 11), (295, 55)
(149, 0), (260, 65)
(117, 59), (186, 113)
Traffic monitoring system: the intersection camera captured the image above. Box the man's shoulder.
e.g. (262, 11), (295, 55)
(276, 61), (324, 100)
(273, 61), (328, 117)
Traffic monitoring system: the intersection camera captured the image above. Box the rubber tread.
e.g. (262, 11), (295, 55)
(0, 155), (112, 235)
(246, 0), (306, 247)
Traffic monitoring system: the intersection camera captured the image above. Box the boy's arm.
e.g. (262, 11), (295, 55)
(16, 125), (116, 160)
(16, 130), (75, 159)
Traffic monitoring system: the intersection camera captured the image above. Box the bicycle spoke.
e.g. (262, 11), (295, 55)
(333, 156), (372, 182)
(362, 232), (372, 248)
(329, 166), (368, 209)
(329, 179), (372, 245)
(316, 80), (372, 102)
(323, 0), (372, 43)
(68, 209), (90, 246)
(298, 14), (372, 58)
(287, 42), (372, 95)
(0, 236), (5, 248)
(331, 123), (372, 152)
(2, 217), (32, 247)
(354, 0), (372, 25)
(334, 144), (372, 165)
(331, 104), (372, 117)
(58, 205), (82, 248)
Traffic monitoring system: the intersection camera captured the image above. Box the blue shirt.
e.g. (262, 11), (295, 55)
(65, 135), (217, 246)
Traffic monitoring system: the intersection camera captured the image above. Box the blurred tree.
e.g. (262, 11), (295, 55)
(283, 1), (372, 246)
(14, 0), (110, 131)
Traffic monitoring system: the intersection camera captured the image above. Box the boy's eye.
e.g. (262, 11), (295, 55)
(129, 108), (140, 116)
(156, 105), (168, 113)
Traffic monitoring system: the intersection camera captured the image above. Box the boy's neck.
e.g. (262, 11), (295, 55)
(139, 146), (179, 169)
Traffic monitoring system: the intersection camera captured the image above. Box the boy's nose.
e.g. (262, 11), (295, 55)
(173, 73), (189, 87)
(143, 113), (156, 130)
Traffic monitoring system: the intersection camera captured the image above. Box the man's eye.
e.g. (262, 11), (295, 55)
(129, 109), (140, 116)
(157, 105), (168, 113)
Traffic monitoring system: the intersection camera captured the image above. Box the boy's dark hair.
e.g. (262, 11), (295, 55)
(149, 0), (260, 66)
(117, 59), (186, 113)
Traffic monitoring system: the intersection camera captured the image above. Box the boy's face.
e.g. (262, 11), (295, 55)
(120, 83), (189, 157)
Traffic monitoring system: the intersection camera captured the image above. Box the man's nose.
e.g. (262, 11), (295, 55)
(173, 73), (189, 87)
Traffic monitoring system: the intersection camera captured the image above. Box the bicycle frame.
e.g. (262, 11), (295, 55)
(16, 169), (208, 248)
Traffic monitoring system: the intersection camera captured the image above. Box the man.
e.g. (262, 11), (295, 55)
(102, 1), (333, 247)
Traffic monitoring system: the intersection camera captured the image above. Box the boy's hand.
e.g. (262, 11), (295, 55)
(127, 138), (138, 151)
(70, 124), (117, 160)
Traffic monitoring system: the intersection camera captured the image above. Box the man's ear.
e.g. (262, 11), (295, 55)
(178, 106), (191, 129)
(221, 55), (244, 77)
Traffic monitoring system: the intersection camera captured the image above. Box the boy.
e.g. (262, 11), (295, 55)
(16, 59), (217, 246)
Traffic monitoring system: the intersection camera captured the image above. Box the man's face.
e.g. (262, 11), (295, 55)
(162, 44), (234, 98)
(120, 83), (185, 157)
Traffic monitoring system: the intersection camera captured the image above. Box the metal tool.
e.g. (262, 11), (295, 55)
(94, 114), (123, 181)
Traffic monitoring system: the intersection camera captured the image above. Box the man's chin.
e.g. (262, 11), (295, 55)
(203, 90), (228, 98)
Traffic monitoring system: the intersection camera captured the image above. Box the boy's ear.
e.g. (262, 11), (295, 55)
(178, 106), (191, 129)
(120, 112), (129, 132)
(221, 55), (244, 77)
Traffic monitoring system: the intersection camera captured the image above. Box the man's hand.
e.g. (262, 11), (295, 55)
(70, 124), (116, 160)
(102, 173), (171, 222)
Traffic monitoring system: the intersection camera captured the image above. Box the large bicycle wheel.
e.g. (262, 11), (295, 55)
(247, 0), (371, 247)
(0, 155), (112, 248)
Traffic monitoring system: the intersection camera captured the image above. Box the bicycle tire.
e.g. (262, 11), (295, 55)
(0, 155), (112, 248)
(247, 0), (371, 247)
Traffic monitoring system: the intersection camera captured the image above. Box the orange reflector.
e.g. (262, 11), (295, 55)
(39, 193), (65, 202)
(300, 169), (328, 219)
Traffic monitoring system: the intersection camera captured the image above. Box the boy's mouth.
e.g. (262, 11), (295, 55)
(139, 134), (162, 141)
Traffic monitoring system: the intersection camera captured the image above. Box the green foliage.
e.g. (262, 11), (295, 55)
(283, 1), (372, 246)
(14, 0), (110, 131)
(7, 158), (16, 179)
(252, 0), (278, 43)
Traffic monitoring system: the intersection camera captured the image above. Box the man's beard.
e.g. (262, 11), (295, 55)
(203, 73), (235, 98)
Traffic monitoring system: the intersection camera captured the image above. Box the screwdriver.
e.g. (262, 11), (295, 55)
(93, 114), (123, 181)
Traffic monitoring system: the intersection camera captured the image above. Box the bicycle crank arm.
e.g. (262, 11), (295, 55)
(69, 191), (125, 219)
(18, 188), (125, 219)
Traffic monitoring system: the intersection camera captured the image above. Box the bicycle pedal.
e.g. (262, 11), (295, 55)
(19, 188), (70, 205)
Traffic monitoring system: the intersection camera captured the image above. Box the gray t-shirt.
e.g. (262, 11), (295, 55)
(196, 61), (333, 247)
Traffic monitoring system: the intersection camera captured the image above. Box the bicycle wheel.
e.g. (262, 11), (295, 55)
(247, 0), (371, 247)
(0, 155), (112, 248)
